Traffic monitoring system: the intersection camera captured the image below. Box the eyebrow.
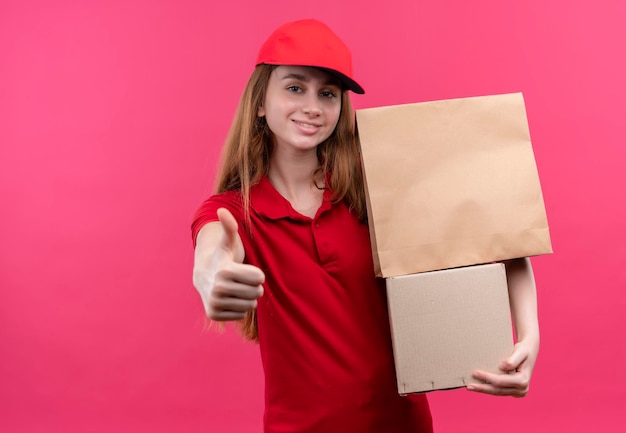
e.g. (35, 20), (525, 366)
(280, 72), (341, 87)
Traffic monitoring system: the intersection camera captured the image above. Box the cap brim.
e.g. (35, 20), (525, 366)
(316, 67), (365, 94)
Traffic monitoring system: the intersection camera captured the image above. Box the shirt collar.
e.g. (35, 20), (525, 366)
(250, 175), (334, 221)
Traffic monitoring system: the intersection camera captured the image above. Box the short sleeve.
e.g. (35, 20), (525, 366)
(190, 191), (243, 247)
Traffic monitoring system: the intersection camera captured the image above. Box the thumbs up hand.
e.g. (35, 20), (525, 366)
(193, 208), (265, 321)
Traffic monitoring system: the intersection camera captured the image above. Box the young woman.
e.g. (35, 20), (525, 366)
(192, 19), (539, 433)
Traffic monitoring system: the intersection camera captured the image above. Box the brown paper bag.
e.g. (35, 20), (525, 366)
(356, 93), (552, 277)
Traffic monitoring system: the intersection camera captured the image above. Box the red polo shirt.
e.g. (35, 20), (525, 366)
(192, 176), (432, 433)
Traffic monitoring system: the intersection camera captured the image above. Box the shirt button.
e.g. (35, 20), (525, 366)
(314, 223), (320, 228)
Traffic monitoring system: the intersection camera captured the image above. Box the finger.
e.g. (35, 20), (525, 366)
(213, 277), (264, 300)
(206, 283), (261, 321)
(472, 369), (529, 391)
(467, 382), (528, 398)
(499, 343), (530, 372)
(217, 207), (240, 255)
(209, 294), (259, 313)
(220, 264), (265, 289)
(209, 310), (249, 322)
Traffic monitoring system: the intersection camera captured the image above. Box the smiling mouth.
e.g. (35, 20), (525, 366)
(293, 120), (321, 129)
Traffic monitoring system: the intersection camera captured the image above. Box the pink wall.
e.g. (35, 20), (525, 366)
(1, 1), (624, 432)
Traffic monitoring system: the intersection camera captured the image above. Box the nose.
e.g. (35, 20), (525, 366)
(302, 94), (322, 116)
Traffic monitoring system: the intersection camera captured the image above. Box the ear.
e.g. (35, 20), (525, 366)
(257, 105), (265, 117)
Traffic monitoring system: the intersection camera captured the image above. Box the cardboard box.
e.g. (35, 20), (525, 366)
(386, 263), (513, 394)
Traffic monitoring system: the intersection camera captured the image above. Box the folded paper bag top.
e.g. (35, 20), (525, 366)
(356, 93), (552, 277)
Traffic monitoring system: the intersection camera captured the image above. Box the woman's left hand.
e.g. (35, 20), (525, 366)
(467, 340), (537, 398)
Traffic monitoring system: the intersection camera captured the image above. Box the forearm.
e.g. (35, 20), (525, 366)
(504, 257), (540, 350)
(193, 223), (220, 314)
(194, 223), (224, 263)
(468, 257), (540, 396)
(194, 220), (245, 270)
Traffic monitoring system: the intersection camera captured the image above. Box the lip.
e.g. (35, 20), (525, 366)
(293, 119), (322, 127)
(292, 119), (323, 135)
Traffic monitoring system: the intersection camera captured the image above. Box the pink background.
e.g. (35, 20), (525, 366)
(1, 1), (624, 432)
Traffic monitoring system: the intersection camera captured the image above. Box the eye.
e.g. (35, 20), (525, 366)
(287, 85), (303, 93)
(320, 89), (338, 98)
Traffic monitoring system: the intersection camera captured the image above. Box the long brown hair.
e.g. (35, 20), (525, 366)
(215, 64), (366, 340)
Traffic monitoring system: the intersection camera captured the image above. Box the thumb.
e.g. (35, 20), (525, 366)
(500, 342), (529, 372)
(217, 207), (241, 259)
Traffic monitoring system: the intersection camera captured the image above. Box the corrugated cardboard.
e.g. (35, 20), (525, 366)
(386, 263), (513, 395)
(357, 93), (552, 277)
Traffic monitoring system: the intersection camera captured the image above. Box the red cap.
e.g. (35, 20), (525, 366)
(256, 19), (365, 94)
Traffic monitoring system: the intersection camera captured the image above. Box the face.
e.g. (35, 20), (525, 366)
(258, 65), (342, 154)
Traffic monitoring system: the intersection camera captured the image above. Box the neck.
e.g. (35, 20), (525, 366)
(268, 148), (324, 217)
